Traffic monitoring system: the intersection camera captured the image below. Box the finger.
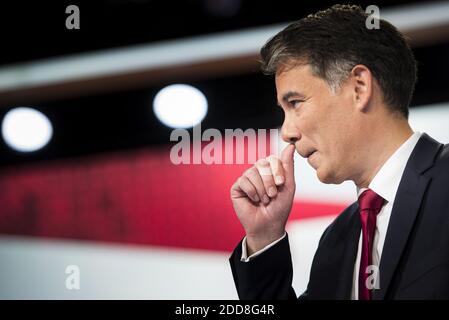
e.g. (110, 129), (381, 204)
(267, 155), (285, 186)
(255, 158), (278, 199)
(244, 167), (270, 204)
(236, 176), (260, 203)
(230, 180), (245, 199)
(280, 144), (296, 186)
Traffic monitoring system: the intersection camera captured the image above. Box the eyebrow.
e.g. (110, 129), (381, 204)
(278, 91), (306, 106)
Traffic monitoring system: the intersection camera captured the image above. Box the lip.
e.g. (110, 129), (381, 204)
(306, 150), (317, 158)
(307, 150), (318, 167)
(297, 146), (318, 159)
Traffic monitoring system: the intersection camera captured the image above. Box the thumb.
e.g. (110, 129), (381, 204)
(280, 143), (296, 184)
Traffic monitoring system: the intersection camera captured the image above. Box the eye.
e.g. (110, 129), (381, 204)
(288, 100), (304, 108)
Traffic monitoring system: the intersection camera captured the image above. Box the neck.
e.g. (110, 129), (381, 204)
(354, 115), (413, 188)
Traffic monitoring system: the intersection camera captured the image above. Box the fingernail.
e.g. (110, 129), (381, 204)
(275, 176), (284, 185)
(268, 187), (277, 197)
(253, 195), (260, 202)
(263, 194), (270, 204)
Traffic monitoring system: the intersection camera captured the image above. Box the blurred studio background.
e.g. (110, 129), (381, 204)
(1, 0), (449, 299)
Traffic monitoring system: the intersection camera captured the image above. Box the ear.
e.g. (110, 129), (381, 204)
(350, 64), (373, 112)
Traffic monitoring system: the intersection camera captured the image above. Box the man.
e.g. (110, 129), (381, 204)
(229, 4), (449, 300)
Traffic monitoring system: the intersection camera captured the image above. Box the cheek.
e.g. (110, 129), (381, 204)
(319, 110), (352, 155)
(295, 109), (318, 138)
(319, 133), (347, 170)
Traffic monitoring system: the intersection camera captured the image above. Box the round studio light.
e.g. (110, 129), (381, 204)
(153, 84), (208, 128)
(1, 107), (53, 152)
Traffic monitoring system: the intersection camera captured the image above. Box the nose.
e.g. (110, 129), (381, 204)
(281, 116), (301, 144)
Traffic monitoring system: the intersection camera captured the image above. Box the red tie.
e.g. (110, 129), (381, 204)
(358, 189), (384, 300)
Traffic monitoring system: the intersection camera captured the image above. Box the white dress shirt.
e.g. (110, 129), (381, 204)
(241, 131), (422, 300)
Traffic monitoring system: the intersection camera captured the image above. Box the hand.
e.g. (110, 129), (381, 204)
(230, 144), (296, 254)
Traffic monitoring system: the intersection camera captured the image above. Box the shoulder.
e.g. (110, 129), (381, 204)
(435, 143), (449, 165)
(428, 143), (449, 176)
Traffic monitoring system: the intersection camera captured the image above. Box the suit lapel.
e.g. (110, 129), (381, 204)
(335, 207), (361, 299)
(307, 203), (361, 299)
(372, 133), (443, 300)
(372, 171), (430, 299)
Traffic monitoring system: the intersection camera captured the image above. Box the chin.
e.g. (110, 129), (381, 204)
(316, 167), (344, 185)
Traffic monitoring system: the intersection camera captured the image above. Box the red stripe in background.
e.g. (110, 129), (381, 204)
(0, 145), (347, 252)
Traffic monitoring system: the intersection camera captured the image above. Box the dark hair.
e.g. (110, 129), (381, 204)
(260, 4), (417, 118)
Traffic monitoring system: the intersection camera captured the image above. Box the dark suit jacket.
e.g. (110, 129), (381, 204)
(230, 133), (449, 299)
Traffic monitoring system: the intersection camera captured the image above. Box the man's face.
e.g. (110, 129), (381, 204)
(276, 64), (360, 184)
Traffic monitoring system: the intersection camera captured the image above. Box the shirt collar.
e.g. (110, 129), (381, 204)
(357, 132), (422, 203)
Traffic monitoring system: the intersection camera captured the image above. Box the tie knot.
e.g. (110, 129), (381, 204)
(358, 189), (385, 212)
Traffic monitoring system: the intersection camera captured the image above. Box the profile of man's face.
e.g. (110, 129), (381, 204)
(276, 64), (361, 185)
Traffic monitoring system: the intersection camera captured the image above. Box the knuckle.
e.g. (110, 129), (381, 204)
(243, 166), (256, 177)
(230, 182), (239, 195)
(257, 164), (272, 177)
(256, 158), (270, 167)
(266, 154), (277, 163)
